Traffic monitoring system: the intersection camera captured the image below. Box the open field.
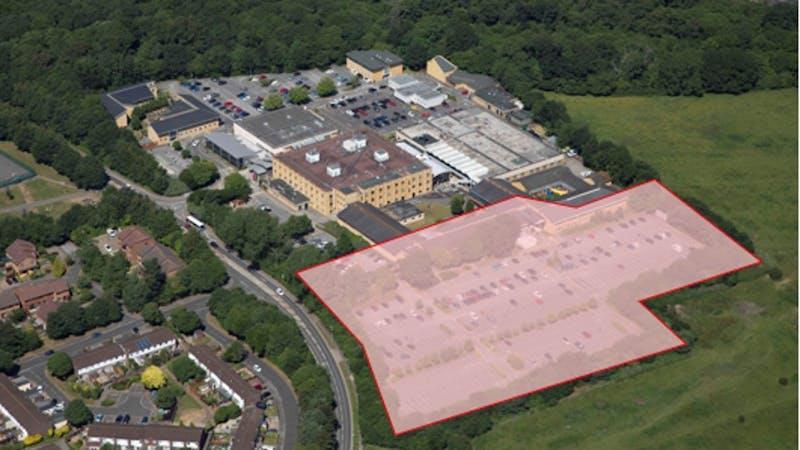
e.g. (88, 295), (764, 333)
(0, 141), (72, 184)
(473, 89), (797, 449)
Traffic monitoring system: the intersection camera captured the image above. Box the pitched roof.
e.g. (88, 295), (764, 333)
(0, 289), (20, 310)
(118, 226), (151, 248)
(446, 70), (497, 91)
(33, 299), (60, 322)
(118, 226), (185, 275)
(230, 406), (263, 450)
(14, 278), (69, 303)
(347, 50), (403, 72)
(118, 328), (177, 354)
(149, 96), (219, 137)
(474, 86), (520, 112)
(101, 82), (155, 117)
(0, 374), (51, 436)
(432, 55), (456, 73)
(72, 341), (125, 372)
(188, 345), (261, 405)
(86, 423), (205, 444)
(6, 239), (38, 264)
(468, 178), (525, 206)
(338, 202), (408, 244)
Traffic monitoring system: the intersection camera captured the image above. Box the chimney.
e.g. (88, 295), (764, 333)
(305, 148), (320, 164)
(326, 162), (342, 177)
(373, 149), (389, 163)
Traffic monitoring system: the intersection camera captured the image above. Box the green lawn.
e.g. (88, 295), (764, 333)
(474, 89), (797, 449)
(24, 177), (76, 201)
(0, 185), (24, 208)
(0, 141), (72, 184)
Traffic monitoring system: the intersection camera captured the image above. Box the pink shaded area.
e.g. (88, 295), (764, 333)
(298, 181), (759, 434)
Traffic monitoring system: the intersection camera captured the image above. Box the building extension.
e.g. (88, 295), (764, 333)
(146, 95), (220, 145)
(397, 108), (564, 183)
(337, 202), (409, 244)
(272, 131), (433, 215)
(346, 50), (404, 82)
(101, 82), (158, 128)
(0, 374), (51, 440)
(73, 328), (178, 378)
(234, 106), (337, 155)
(85, 423), (206, 450)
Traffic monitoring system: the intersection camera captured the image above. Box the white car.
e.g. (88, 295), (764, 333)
(106, 228), (117, 237)
(104, 244), (113, 252)
(191, 139), (200, 147)
(275, 288), (285, 296)
(566, 149), (578, 158)
(252, 364), (261, 373)
(580, 170), (593, 177)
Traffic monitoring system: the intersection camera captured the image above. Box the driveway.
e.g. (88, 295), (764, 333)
(93, 383), (157, 421)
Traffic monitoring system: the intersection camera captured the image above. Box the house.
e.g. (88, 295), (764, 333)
(4, 239), (37, 281)
(101, 82), (158, 128)
(117, 227), (185, 277)
(85, 423), (206, 450)
(272, 131), (432, 215)
(187, 345), (260, 409)
(73, 328), (178, 378)
(0, 290), (21, 319)
(230, 406), (264, 450)
(146, 96), (220, 145)
(337, 202), (409, 244)
(346, 50), (404, 82)
(13, 278), (70, 312)
(233, 106), (337, 155)
(0, 374), (51, 440)
(32, 299), (60, 329)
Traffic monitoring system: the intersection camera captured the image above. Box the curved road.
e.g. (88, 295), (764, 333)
(107, 171), (354, 450)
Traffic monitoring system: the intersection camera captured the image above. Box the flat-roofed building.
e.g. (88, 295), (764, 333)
(472, 86), (523, 118)
(4, 239), (37, 281)
(397, 108), (565, 183)
(233, 106), (337, 155)
(273, 131), (433, 215)
(101, 82), (158, 128)
(0, 374), (51, 440)
(205, 132), (261, 168)
(388, 75), (446, 109)
(382, 201), (424, 226)
(187, 345), (260, 409)
(337, 202), (409, 244)
(468, 178), (525, 206)
(346, 50), (404, 82)
(85, 423), (205, 450)
(147, 96), (220, 145)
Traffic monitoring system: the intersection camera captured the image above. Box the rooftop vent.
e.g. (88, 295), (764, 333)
(374, 149), (389, 163)
(305, 148), (320, 164)
(343, 134), (368, 153)
(327, 162), (342, 177)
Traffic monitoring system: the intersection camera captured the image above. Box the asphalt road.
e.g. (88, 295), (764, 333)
(106, 171), (354, 450)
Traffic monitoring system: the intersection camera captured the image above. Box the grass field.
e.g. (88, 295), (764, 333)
(0, 141), (71, 184)
(473, 89), (797, 449)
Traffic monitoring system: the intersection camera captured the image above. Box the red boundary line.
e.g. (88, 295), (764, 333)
(295, 179), (762, 436)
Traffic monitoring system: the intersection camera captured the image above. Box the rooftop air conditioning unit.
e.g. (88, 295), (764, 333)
(343, 134), (368, 152)
(305, 149), (320, 163)
(327, 162), (342, 177)
(374, 149), (389, 163)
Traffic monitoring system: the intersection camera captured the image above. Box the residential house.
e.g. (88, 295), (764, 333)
(117, 227), (185, 277)
(187, 345), (260, 409)
(13, 278), (70, 312)
(0, 374), (51, 440)
(85, 423), (205, 450)
(4, 239), (37, 281)
(73, 328), (178, 378)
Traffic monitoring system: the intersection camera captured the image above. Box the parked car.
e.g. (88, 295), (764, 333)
(92, 332), (102, 338)
(44, 349), (54, 356)
(114, 415), (123, 423)
(253, 364), (262, 373)
(95, 414), (104, 422)
(209, 241), (219, 248)
(275, 288), (285, 296)
(141, 416), (149, 424)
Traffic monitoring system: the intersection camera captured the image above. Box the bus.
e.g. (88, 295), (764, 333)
(186, 215), (205, 229)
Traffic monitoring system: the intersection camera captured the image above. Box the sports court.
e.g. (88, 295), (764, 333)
(0, 152), (34, 187)
(298, 181), (759, 434)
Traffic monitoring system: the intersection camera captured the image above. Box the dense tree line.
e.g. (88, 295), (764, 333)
(0, 106), (108, 189)
(46, 297), (123, 340)
(209, 288), (336, 450)
(0, 322), (41, 374)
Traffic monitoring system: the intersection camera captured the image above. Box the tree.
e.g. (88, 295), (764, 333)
(0, 349), (16, 374)
(51, 257), (66, 277)
(464, 199), (476, 213)
(169, 355), (204, 382)
(141, 302), (165, 325)
(263, 94), (284, 111)
(450, 194), (465, 215)
(64, 399), (93, 427)
(288, 87), (310, 104)
(47, 352), (73, 379)
(213, 403), (241, 424)
(223, 341), (247, 363)
(223, 173), (252, 201)
(181, 149), (191, 159)
(155, 384), (182, 409)
(170, 307), (202, 335)
(179, 160), (220, 190)
(172, 141), (183, 151)
(316, 77), (337, 97)
(46, 302), (88, 339)
(347, 76), (361, 89)
(141, 365), (167, 390)
(701, 48), (760, 94)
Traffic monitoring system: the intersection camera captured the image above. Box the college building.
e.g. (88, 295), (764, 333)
(272, 131), (433, 215)
(85, 423), (206, 450)
(346, 50), (404, 82)
(146, 95), (220, 145)
(101, 82), (158, 128)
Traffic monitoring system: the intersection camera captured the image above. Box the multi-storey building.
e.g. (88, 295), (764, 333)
(272, 131), (432, 215)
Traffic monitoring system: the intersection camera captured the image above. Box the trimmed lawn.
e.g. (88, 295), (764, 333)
(24, 177), (76, 201)
(0, 141), (72, 184)
(474, 89), (797, 450)
(0, 185), (24, 208)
